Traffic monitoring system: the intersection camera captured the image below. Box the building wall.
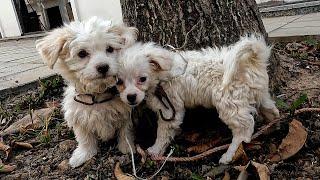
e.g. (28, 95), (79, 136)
(70, 0), (123, 24)
(0, 0), (22, 37)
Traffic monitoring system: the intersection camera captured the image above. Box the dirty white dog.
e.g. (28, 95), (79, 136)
(36, 17), (137, 167)
(116, 35), (280, 164)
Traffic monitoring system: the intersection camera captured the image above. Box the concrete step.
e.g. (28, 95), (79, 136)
(260, 0), (320, 17)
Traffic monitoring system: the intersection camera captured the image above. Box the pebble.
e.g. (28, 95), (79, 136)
(58, 159), (70, 171)
(59, 140), (76, 152)
(1, 118), (6, 125)
(40, 165), (51, 174)
(81, 158), (95, 171)
(161, 176), (169, 180)
(14, 154), (24, 160)
(314, 120), (320, 127)
(201, 165), (211, 173)
(84, 174), (97, 180)
(204, 165), (229, 177)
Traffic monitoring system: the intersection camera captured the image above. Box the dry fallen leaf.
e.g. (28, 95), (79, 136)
(269, 119), (307, 162)
(232, 143), (249, 163)
(13, 142), (33, 149)
(0, 107), (56, 136)
(236, 161), (270, 180)
(244, 141), (262, 151)
(114, 162), (135, 180)
(251, 162), (270, 180)
(222, 171), (230, 180)
(0, 164), (16, 173)
(0, 141), (12, 160)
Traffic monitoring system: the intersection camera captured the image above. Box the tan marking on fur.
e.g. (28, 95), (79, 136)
(149, 59), (163, 71)
(117, 84), (126, 93)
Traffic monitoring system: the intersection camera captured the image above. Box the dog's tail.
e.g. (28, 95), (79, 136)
(221, 34), (271, 88)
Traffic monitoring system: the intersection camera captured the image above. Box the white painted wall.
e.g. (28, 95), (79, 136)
(0, 0), (22, 37)
(70, 0), (123, 24)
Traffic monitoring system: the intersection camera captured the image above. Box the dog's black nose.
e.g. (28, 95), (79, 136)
(127, 94), (137, 103)
(96, 64), (109, 74)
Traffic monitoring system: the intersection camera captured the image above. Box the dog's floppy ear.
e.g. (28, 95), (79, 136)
(147, 53), (172, 72)
(108, 24), (138, 47)
(36, 28), (74, 69)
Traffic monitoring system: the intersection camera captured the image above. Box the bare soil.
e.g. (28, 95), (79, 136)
(0, 39), (319, 179)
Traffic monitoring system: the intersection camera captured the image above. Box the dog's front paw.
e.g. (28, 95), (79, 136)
(219, 152), (233, 164)
(147, 146), (163, 157)
(69, 147), (97, 168)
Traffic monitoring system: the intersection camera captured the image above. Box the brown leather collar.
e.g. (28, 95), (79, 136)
(73, 86), (119, 105)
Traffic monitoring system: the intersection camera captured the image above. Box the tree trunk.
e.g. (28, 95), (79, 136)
(120, 0), (282, 91)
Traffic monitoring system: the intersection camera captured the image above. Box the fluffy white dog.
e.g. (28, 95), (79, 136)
(116, 35), (280, 164)
(36, 17), (137, 167)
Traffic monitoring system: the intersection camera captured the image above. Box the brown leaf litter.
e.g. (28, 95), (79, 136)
(231, 143), (249, 164)
(269, 119), (307, 162)
(114, 162), (135, 180)
(0, 141), (11, 161)
(235, 161), (270, 180)
(0, 107), (56, 136)
(0, 162), (16, 173)
(12, 141), (33, 149)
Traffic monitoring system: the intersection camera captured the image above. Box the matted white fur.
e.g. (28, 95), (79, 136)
(116, 35), (280, 164)
(36, 17), (138, 168)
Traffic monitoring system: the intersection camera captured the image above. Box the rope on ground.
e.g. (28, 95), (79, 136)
(294, 107), (320, 115)
(145, 107), (320, 162)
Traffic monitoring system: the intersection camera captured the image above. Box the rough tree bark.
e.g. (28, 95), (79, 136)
(120, 0), (282, 91)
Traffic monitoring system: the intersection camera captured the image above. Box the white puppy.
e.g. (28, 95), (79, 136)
(36, 17), (137, 168)
(116, 35), (280, 164)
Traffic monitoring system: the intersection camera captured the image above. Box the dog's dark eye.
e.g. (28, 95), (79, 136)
(139, 77), (147, 83)
(116, 78), (123, 85)
(106, 46), (114, 53)
(78, 50), (89, 58)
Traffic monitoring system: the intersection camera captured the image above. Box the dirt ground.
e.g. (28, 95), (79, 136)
(0, 38), (319, 179)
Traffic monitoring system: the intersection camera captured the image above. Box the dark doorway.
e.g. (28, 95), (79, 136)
(47, 6), (63, 29)
(13, 0), (41, 34)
